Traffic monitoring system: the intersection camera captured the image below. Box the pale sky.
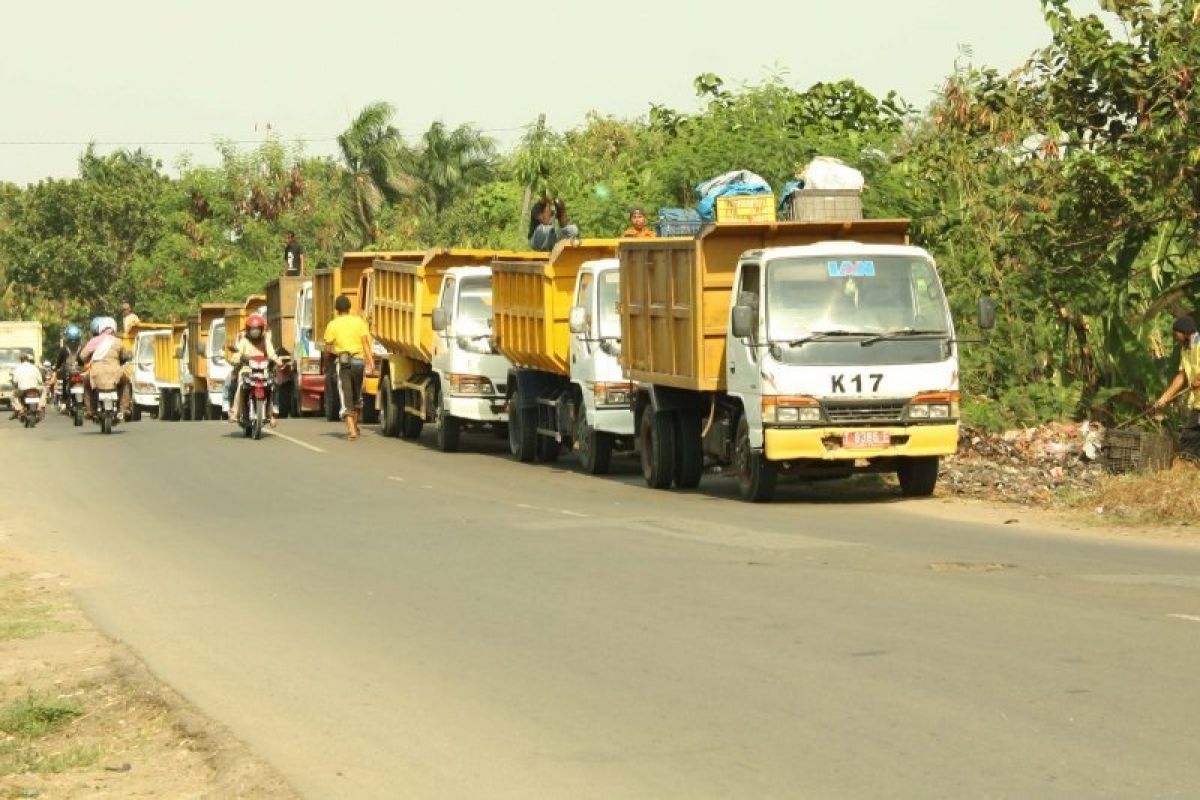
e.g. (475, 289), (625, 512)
(0, 0), (1103, 186)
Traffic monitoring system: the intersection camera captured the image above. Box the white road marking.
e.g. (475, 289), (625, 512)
(560, 510), (589, 518)
(1167, 614), (1200, 623)
(516, 503), (536, 510)
(268, 431), (326, 453)
(387, 476), (405, 482)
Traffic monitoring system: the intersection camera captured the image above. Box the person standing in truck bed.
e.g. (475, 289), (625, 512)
(284, 231), (306, 277)
(622, 207), (656, 238)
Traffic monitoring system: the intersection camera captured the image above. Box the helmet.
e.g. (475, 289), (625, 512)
(65, 325), (82, 343)
(245, 313), (266, 341)
(95, 316), (117, 334)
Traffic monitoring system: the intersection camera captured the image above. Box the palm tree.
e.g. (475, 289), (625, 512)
(409, 122), (497, 215)
(336, 102), (409, 245)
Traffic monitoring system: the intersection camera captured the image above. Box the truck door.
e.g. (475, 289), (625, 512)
(570, 269), (595, 374)
(432, 276), (456, 359)
(728, 262), (763, 428)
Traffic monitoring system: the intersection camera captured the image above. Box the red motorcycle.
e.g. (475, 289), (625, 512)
(66, 368), (86, 427)
(237, 356), (273, 440)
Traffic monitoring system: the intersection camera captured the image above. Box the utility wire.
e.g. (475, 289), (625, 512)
(0, 126), (530, 147)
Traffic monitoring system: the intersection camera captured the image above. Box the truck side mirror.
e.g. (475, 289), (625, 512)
(731, 305), (754, 339)
(568, 306), (588, 334)
(432, 308), (448, 333)
(978, 296), (997, 331)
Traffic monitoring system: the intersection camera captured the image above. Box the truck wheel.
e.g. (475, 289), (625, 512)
(673, 411), (704, 489)
(578, 424), (614, 475)
(380, 376), (401, 437)
(639, 409), (676, 490)
(508, 391), (537, 462)
(536, 434), (560, 463)
(432, 384), (460, 452)
(130, 404), (142, 422)
(735, 417), (776, 503)
(361, 393), (380, 424)
(399, 389), (423, 439)
(324, 372), (340, 422)
(897, 456), (940, 497)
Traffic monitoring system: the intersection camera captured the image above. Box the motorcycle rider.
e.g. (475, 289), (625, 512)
(9, 352), (46, 421)
(53, 325), (85, 408)
(80, 316), (132, 420)
(227, 313), (281, 427)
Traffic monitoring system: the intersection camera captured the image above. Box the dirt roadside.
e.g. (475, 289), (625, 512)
(0, 541), (297, 799)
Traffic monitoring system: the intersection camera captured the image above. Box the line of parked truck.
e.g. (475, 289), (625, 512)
(118, 217), (993, 502)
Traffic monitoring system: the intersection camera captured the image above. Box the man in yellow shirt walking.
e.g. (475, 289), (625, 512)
(1153, 315), (1200, 460)
(322, 294), (375, 440)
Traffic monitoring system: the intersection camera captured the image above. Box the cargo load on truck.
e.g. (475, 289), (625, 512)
(618, 219), (974, 502)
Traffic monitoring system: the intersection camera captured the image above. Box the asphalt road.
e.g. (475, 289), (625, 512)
(3, 411), (1199, 799)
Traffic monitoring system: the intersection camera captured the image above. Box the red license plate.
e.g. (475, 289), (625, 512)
(842, 430), (891, 449)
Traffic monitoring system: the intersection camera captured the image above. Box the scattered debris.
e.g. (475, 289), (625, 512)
(941, 422), (1106, 504)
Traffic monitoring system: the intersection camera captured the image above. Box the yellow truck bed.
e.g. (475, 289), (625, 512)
(266, 276), (305, 354)
(152, 324), (186, 386)
(619, 220), (911, 392)
(312, 251), (421, 341)
(188, 304), (238, 380)
(492, 240), (617, 375)
(370, 249), (542, 364)
(224, 295), (267, 345)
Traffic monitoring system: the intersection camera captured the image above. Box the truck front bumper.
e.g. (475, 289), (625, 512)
(764, 424), (959, 462)
(132, 390), (159, 408)
(447, 395), (507, 423)
(593, 407), (635, 436)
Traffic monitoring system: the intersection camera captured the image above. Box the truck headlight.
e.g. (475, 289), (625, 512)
(448, 373), (495, 395)
(906, 392), (959, 421)
(594, 382), (633, 406)
(762, 396), (822, 424)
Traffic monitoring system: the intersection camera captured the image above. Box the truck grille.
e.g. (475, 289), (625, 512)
(823, 400), (906, 425)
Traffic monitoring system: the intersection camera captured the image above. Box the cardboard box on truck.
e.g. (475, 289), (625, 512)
(493, 240), (617, 375)
(618, 220), (910, 392)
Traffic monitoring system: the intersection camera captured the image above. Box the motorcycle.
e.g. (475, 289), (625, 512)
(237, 356), (273, 440)
(92, 387), (121, 435)
(66, 369), (86, 427)
(18, 389), (43, 428)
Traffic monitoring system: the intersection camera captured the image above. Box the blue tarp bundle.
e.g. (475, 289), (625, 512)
(693, 170), (772, 222)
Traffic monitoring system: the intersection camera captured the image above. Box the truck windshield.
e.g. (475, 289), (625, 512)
(456, 277), (493, 335)
(767, 256), (950, 340)
(765, 255), (952, 366)
(210, 322), (226, 356)
(0, 348), (31, 367)
(597, 270), (621, 338)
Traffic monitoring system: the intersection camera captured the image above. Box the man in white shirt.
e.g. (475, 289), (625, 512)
(9, 352), (45, 419)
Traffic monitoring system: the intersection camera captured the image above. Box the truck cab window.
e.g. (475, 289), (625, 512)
(737, 263), (761, 340)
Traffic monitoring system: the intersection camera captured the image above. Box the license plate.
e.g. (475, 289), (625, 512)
(842, 430), (891, 449)
(99, 392), (118, 401)
(71, 387), (83, 396)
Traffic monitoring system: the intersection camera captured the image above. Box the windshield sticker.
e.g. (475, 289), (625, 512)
(828, 260), (876, 277)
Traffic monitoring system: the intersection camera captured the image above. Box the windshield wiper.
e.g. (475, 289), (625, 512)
(786, 330), (879, 348)
(859, 328), (949, 346)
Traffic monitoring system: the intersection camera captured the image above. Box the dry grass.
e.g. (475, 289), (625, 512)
(1081, 461), (1200, 524)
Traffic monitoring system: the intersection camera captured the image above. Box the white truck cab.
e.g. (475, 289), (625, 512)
(563, 258), (635, 469)
(427, 265), (509, 449)
(206, 318), (230, 417)
(131, 329), (167, 418)
(725, 241), (963, 498)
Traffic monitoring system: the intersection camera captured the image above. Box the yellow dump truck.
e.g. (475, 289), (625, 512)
(266, 275), (308, 417)
(152, 323), (187, 421)
(492, 239), (633, 471)
(311, 252), (419, 422)
(180, 303), (239, 421)
(123, 322), (175, 421)
(213, 295), (267, 415)
(620, 220), (981, 501)
(369, 249), (545, 450)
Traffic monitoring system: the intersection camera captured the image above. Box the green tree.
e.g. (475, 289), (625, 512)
(336, 102), (410, 246)
(408, 121), (496, 216)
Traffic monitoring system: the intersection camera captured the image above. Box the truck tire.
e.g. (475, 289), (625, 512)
(536, 434), (560, 463)
(897, 456), (940, 497)
(324, 372), (340, 422)
(361, 393), (380, 424)
(578, 423), (614, 475)
(735, 417), (776, 503)
(399, 388), (424, 439)
(379, 376), (401, 437)
(432, 384), (460, 453)
(508, 390), (537, 462)
(673, 411), (704, 489)
(639, 409), (676, 490)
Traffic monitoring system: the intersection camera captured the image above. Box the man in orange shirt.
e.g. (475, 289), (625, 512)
(622, 207), (655, 238)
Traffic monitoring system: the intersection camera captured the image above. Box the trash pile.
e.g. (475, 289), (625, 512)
(940, 422), (1106, 504)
